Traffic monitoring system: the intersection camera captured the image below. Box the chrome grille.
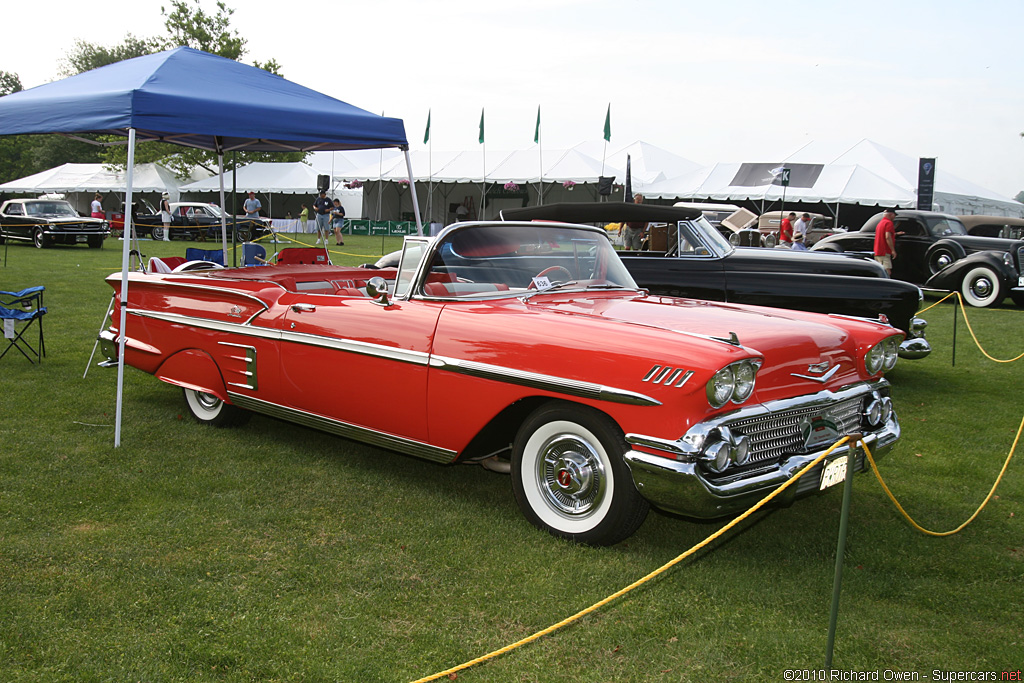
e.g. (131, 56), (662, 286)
(1017, 245), (1024, 273)
(727, 396), (864, 465)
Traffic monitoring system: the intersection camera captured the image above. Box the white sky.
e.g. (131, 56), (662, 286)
(3, 0), (1022, 197)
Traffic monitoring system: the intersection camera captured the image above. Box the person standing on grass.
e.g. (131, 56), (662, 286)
(330, 199), (346, 246)
(299, 204), (309, 233)
(90, 193), (104, 219)
(312, 190), (332, 244)
(778, 211), (796, 248)
(159, 193), (172, 242)
(792, 213), (811, 251)
(874, 207), (898, 275)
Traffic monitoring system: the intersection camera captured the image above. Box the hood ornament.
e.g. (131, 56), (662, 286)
(791, 360), (840, 383)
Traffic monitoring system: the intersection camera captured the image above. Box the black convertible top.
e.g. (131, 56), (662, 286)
(500, 202), (702, 223)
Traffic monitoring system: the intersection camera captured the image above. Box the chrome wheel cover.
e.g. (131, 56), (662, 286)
(536, 433), (607, 517)
(194, 391), (221, 412)
(969, 276), (993, 299)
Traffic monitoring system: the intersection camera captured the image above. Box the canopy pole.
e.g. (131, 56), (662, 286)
(218, 150), (227, 258)
(404, 148), (423, 236)
(114, 128), (137, 448)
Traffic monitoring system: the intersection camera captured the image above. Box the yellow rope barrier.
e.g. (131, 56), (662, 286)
(409, 437), (853, 683)
(951, 292), (1024, 363)
(915, 291), (1023, 362)
(864, 412), (1022, 536)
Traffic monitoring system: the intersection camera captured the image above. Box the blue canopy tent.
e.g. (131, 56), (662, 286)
(0, 47), (420, 445)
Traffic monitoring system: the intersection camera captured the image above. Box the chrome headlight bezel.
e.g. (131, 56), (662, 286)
(865, 335), (902, 375)
(865, 343), (885, 375)
(706, 359), (762, 408)
(707, 367), (735, 408)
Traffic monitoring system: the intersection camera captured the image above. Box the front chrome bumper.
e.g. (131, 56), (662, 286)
(623, 382), (900, 519)
(899, 316), (930, 360)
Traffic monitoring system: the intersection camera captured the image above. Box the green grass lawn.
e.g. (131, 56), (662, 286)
(0, 236), (1021, 682)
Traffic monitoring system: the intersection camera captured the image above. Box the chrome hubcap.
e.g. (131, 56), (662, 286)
(935, 254), (952, 269)
(196, 392), (221, 411)
(970, 277), (993, 298)
(538, 435), (605, 516)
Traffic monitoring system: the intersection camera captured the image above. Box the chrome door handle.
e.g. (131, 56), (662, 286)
(291, 303), (316, 313)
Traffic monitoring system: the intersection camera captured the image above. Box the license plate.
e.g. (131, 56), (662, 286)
(76, 234), (87, 242)
(819, 455), (849, 490)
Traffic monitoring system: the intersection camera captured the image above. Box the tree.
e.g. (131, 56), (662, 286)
(162, 0), (246, 61)
(95, 1), (303, 174)
(1015, 190), (1024, 204)
(0, 71), (108, 184)
(60, 34), (166, 76)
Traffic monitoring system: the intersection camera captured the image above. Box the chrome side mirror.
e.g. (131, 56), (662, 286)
(365, 276), (391, 306)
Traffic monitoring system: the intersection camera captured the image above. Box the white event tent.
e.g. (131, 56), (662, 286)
(341, 141), (701, 224)
(178, 161), (362, 222)
(0, 162), (195, 213)
(643, 139), (1023, 220)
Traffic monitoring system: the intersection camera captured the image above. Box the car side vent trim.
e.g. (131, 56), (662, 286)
(643, 365), (694, 388)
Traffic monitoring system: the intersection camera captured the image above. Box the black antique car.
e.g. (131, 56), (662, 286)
(500, 202), (931, 359)
(812, 210), (1024, 308)
(0, 198), (109, 248)
(127, 200), (271, 242)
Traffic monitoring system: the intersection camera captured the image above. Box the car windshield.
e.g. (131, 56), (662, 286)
(925, 217), (968, 237)
(416, 223), (639, 298)
(25, 201), (79, 217)
(193, 204), (226, 218)
(688, 215), (734, 254)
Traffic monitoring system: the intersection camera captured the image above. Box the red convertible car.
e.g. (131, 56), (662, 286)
(100, 220), (903, 545)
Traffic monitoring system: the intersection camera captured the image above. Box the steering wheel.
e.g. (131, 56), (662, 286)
(527, 265), (573, 289)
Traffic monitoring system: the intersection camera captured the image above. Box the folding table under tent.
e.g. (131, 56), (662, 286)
(0, 46), (420, 446)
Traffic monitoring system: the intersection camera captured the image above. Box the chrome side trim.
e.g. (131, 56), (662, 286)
(118, 276), (273, 315)
(218, 342), (258, 390)
(128, 309), (283, 341)
(431, 355), (662, 407)
(127, 310), (658, 406)
(642, 365), (693, 388)
(226, 392), (457, 464)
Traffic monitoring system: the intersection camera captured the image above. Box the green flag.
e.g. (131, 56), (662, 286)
(423, 109), (431, 144)
(478, 108), (485, 144)
(534, 106), (541, 144)
(602, 104), (611, 142)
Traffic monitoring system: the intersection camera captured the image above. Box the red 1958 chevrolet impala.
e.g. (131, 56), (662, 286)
(100, 220), (902, 545)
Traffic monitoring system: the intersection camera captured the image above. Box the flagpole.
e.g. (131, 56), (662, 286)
(601, 103), (611, 178)
(479, 108), (486, 220)
(424, 109), (433, 230)
(536, 105), (544, 206)
(374, 110), (386, 224)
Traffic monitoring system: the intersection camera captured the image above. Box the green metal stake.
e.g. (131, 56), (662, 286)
(825, 439), (858, 669)
(952, 295), (958, 367)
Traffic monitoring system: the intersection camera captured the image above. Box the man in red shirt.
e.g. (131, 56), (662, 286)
(873, 208), (897, 275)
(778, 212), (796, 248)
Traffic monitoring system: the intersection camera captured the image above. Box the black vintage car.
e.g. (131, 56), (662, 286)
(128, 200), (271, 242)
(500, 202), (930, 359)
(812, 210), (1024, 308)
(0, 198), (109, 249)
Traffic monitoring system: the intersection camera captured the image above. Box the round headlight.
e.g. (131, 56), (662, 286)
(883, 337), (899, 370)
(732, 434), (751, 466)
(704, 440), (731, 473)
(732, 361), (757, 403)
(865, 343), (884, 375)
(866, 398), (883, 426)
(707, 367), (735, 408)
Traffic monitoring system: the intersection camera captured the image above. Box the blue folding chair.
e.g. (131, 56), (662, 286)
(0, 286), (46, 364)
(241, 242), (267, 266)
(184, 248), (225, 266)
